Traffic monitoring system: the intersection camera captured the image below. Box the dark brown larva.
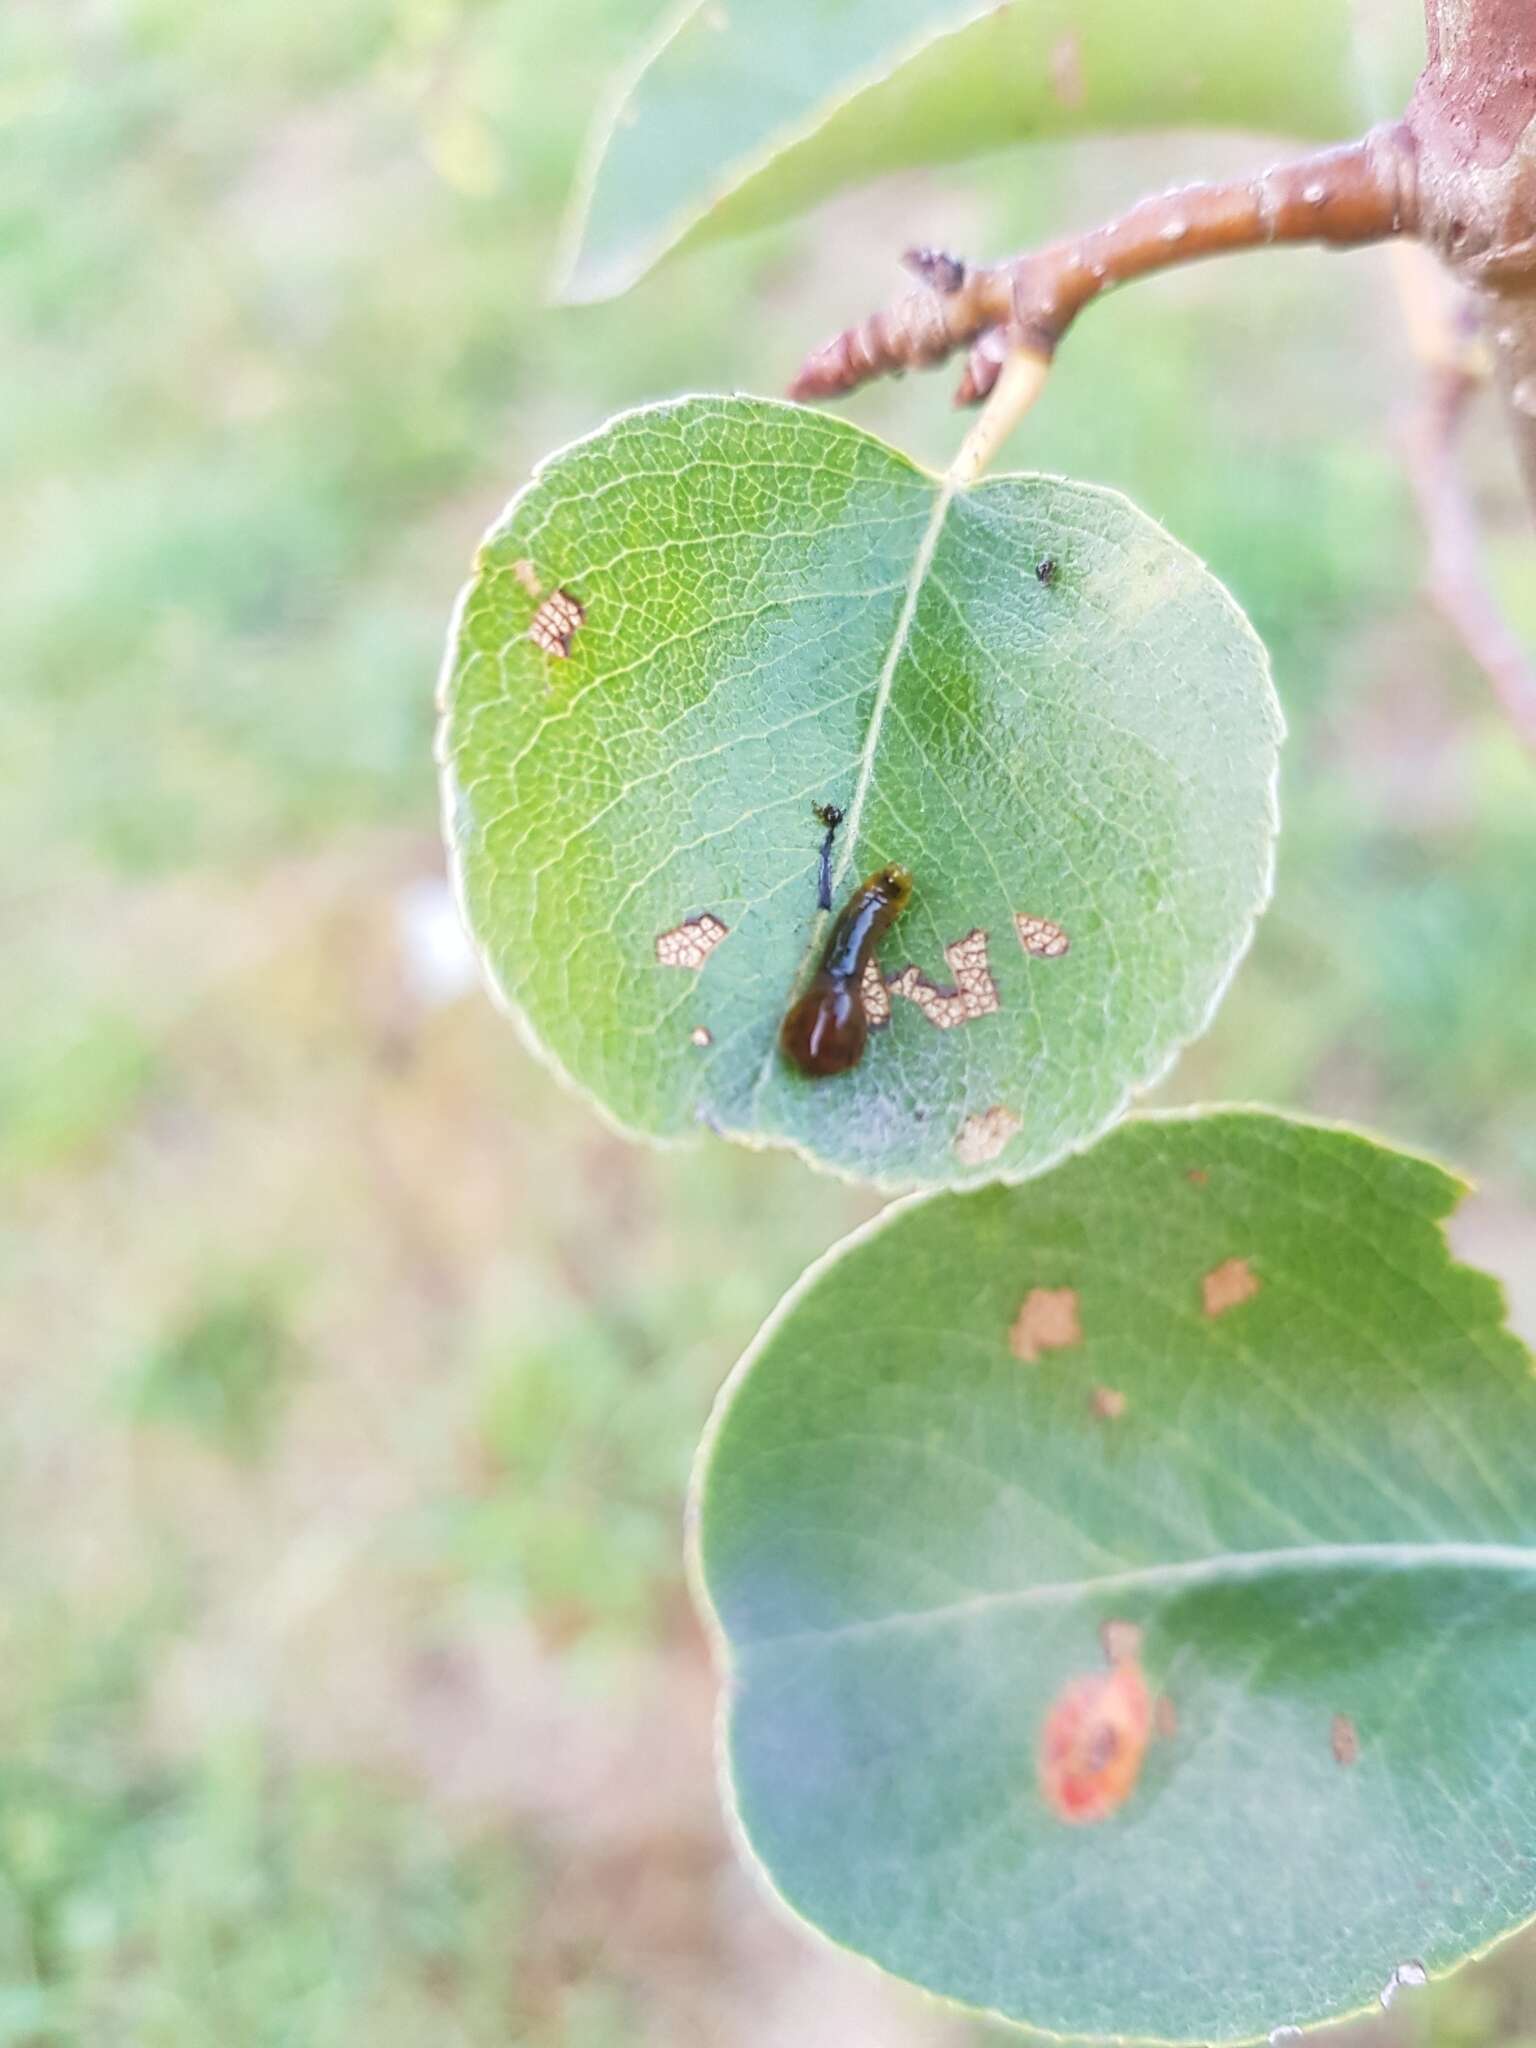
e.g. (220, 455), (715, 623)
(780, 864), (913, 1078)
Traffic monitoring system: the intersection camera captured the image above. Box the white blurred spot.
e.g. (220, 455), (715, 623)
(395, 878), (478, 1007)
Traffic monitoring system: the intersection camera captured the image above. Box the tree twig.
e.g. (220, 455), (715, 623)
(1401, 291), (1536, 751)
(790, 127), (1419, 407)
(1409, 0), (1536, 522)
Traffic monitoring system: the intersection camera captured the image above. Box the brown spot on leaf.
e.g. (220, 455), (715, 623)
(1331, 1713), (1360, 1766)
(1090, 1385), (1127, 1422)
(1099, 1618), (1143, 1667)
(654, 913), (728, 971)
(888, 928), (1001, 1029)
(1038, 1655), (1150, 1824)
(1186, 1168), (1209, 1187)
(953, 1105), (1020, 1166)
(511, 557), (542, 596)
(860, 954), (892, 1028)
(1049, 29), (1085, 107)
(689, 1025), (712, 1047)
(1153, 1694), (1179, 1741)
(1015, 912), (1070, 959)
(1202, 1256), (1261, 1318)
(1010, 1286), (1082, 1362)
(529, 587), (585, 658)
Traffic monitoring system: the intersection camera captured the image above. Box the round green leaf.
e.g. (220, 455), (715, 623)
(692, 1110), (1536, 2040)
(556, 0), (1415, 303)
(439, 397), (1279, 1191)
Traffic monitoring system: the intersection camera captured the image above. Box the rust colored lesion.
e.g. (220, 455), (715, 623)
(1015, 912), (1070, 959)
(529, 587), (586, 658)
(953, 1105), (1020, 1165)
(1009, 1285), (1082, 1363)
(887, 928), (1001, 1029)
(1331, 1712), (1360, 1766)
(1038, 1632), (1152, 1824)
(654, 913), (729, 970)
(1090, 1385), (1127, 1421)
(1202, 1256), (1261, 1318)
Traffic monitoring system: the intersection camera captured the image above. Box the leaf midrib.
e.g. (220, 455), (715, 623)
(745, 471), (956, 1115)
(833, 473), (955, 898)
(738, 1537), (1536, 1653)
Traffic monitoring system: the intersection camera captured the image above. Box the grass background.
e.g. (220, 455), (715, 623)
(4, 0), (1535, 2039)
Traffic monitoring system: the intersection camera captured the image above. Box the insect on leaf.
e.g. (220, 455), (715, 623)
(438, 397), (1280, 1191)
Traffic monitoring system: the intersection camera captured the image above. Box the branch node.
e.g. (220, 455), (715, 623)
(902, 246), (967, 294)
(789, 128), (1419, 408)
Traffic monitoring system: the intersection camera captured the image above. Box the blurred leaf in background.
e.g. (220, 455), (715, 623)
(114, 1268), (309, 1462)
(555, 0), (1421, 300)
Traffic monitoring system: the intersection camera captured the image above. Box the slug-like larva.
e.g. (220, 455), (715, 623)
(780, 864), (912, 1078)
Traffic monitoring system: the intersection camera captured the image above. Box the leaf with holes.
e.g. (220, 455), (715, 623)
(438, 397), (1279, 1191)
(692, 1110), (1536, 2040)
(557, 0), (1421, 302)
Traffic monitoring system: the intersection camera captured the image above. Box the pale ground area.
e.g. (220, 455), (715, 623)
(8, 838), (1531, 2044)
(5, 842), (970, 2041)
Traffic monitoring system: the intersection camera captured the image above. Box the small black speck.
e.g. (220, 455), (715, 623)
(1035, 556), (1058, 585)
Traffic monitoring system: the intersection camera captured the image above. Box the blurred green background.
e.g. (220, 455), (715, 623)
(3, 0), (1534, 2041)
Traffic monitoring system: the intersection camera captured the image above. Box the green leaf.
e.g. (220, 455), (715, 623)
(440, 397), (1279, 1191)
(692, 1110), (1536, 2041)
(557, 0), (1407, 303)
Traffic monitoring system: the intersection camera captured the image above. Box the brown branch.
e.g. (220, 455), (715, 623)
(1410, 0), (1536, 172)
(1408, 0), (1536, 520)
(1403, 324), (1536, 751)
(790, 127), (1419, 407)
